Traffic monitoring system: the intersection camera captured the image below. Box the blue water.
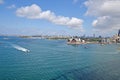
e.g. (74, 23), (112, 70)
(0, 36), (120, 80)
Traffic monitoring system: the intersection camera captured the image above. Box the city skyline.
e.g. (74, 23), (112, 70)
(0, 0), (120, 36)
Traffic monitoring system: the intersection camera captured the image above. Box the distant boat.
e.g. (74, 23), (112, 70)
(84, 46), (88, 49)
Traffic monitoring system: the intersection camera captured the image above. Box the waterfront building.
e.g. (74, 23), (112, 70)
(67, 37), (85, 45)
(118, 29), (120, 36)
(99, 38), (111, 44)
(112, 30), (120, 43)
(117, 29), (120, 43)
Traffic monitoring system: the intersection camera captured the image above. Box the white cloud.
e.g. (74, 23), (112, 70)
(85, 0), (120, 32)
(0, 0), (4, 4)
(7, 4), (16, 9)
(16, 4), (83, 31)
(16, 4), (41, 18)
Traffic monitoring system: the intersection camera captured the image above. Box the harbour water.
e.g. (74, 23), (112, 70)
(0, 36), (120, 80)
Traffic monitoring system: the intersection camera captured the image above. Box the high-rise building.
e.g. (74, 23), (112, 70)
(93, 34), (95, 38)
(118, 29), (120, 36)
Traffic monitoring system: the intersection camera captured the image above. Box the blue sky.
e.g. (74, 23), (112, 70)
(0, 0), (119, 36)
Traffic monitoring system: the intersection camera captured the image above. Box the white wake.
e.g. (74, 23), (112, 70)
(12, 44), (30, 53)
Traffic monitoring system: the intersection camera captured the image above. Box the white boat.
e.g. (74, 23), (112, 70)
(12, 45), (30, 53)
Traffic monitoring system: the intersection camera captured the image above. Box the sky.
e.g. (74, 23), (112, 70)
(0, 0), (120, 36)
